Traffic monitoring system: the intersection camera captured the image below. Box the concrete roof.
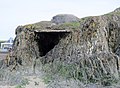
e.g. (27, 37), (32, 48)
(35, 29), (71, 33)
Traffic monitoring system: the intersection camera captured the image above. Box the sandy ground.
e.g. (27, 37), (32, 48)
(0, 53), (47, 88)
(0, 76), (47, 88)
(25, 76), (47, 88)
(0, 53), (8, 60)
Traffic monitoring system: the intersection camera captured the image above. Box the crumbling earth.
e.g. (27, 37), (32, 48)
(1, 8), (120, 88)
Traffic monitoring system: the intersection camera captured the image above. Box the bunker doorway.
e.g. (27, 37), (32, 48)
(35, 30), (70, 56)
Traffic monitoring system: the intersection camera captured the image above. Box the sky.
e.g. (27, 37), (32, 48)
(0, 0), (120, 40)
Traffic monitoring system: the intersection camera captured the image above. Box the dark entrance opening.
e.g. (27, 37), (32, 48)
(35, 30), (70, 56)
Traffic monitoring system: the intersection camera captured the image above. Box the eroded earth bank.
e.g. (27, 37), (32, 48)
(1, 7), (120, 88)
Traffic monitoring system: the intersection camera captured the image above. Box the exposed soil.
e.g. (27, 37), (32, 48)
(0, 76), (47, 88)
(0, 53), (8, 60)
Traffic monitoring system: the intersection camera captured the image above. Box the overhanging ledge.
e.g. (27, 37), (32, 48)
(34, 29), (71, 33)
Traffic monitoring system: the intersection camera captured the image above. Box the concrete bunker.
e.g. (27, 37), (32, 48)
(35, 30), (71, 56)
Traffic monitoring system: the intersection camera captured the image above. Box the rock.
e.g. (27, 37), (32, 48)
(51, 14), (79, 24)
(15, 26), (24, 35)
(115, 45), (120, 56)
(114, 7), (120, 12)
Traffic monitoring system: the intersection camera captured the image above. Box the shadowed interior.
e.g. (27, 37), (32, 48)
(35, 31), (70, 56)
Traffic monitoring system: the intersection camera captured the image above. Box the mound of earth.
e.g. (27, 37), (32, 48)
(1, 7), (120, 88)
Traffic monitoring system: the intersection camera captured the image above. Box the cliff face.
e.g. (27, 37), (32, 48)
(11, 8), (120, 85)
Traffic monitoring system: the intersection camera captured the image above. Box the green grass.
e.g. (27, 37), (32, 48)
(41, 59), (119, 86)
(15, 85), (25, 88)
(42, 74), (52, 84)
(23, 21), (52, 30)
(42, 61), (81, 82)
(15, 78), (29, 88)
(58, 22), (80, 30)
